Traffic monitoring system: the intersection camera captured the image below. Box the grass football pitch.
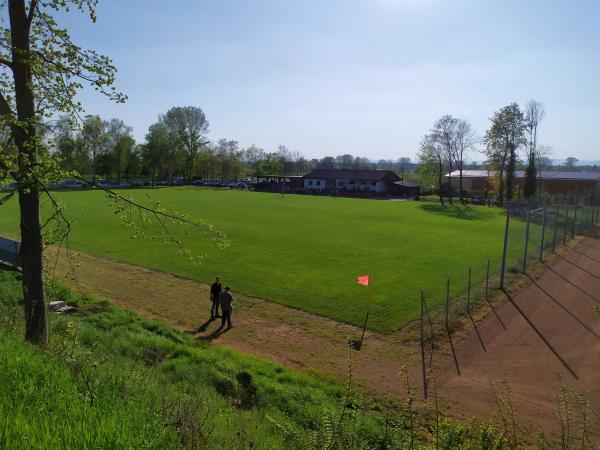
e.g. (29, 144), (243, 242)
(0, 188), (515, 332)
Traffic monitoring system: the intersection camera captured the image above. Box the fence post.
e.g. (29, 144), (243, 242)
(563, 204), (569, 245)
(552, 204), (559, 251)
(445, 278), (450, 329)
(523, 209), (531, 274)
(467, 267), (472, 314)
(500, 208), (511, 290)
(572, 204), (577, 239)
(539, 207), (547, 262)
(420, 291), (427, 399)
(485, 259), (490, 300)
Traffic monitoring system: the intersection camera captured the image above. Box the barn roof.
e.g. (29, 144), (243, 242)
(446, 170), (600, 181)
(304, 169), (400, 181)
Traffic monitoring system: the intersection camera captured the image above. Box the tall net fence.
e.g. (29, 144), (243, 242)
(417, 192), (599, 398)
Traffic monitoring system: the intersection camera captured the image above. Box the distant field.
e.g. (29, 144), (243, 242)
(0, 188), (514, 332)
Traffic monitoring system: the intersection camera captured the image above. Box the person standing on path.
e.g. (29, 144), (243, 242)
(210, 276), (222, 319)
(219, 287), (234, 329)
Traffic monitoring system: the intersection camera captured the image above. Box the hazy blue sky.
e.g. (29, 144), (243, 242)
(63, 0), (600, 161)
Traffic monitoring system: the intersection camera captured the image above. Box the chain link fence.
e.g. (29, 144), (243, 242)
(418, 192), (599, 398)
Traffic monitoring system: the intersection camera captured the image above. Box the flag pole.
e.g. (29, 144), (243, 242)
(359, 275), (371, 347)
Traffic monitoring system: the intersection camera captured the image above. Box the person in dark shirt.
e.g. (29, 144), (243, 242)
(218, 287), (234, 329)
(210, 276), (222, 319)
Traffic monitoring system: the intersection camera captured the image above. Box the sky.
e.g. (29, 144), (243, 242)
(61, 0), (600, 162)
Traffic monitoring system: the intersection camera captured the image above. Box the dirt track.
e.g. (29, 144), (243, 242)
(439, 234), (600, 433)
(44, 231), (600, 435)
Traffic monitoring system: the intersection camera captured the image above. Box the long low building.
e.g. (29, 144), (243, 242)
(303, 169), (420, 197)
(447, 170), (600, 196)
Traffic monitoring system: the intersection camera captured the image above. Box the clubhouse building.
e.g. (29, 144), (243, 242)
(303, 169), (420, 197)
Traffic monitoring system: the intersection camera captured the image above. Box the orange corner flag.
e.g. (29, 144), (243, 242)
(357, 275), (370, 286)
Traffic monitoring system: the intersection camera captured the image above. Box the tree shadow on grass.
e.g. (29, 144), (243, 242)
(418, 203), (485, 221)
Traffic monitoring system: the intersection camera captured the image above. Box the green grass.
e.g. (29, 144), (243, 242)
(0, 188), (517, 332)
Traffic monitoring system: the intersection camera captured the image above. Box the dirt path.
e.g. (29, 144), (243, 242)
(438, 234), (600, 434)
(44, 233), (600, 435)
(50, 250), (421, 397)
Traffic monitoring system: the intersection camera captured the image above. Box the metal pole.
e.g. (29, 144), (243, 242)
(552, 204), (559, 251)
(539, 207), (547, 262)
(572, 204), (577, 239)
(420, 291), (427, 399)
(523, 209), (531, 274)
(500, 208), (511, 289)
(445, 278), (450, 329)
(485, 259), (490, 300)
(563, 204), (569, 245)
(467, 267), (472, 314)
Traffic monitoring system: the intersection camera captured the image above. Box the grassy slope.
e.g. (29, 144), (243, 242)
(0, 271), (380, 449)
(0, 188), (516, 332)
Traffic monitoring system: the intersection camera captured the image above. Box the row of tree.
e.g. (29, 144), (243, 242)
(52, 108), (416, 183)
(418, 100), (549, 205)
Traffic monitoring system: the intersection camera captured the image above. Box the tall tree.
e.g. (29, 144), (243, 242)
(523, 100), (545, 198)
(0, 3), (227, 347)
(53, 115), (77, 170)
(453, 118), (475, 204)
(417, 135), (445, 205)
(243, 144), (265, 180)
(162, 106), (209, 183)
(430, 115), (458, 205)
(105, 118), (133, 183)
(142, 122), (170, 186)
(215, 138), (240, 181)
(482, 103), (526, 205)
(0, 0), (126, 345)
(564, 156), (578, 170)
(80, 115), (107, 184)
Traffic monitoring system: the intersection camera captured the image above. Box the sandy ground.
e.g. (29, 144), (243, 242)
(42, 230), (600, 436)
(438, 234), (600, 435)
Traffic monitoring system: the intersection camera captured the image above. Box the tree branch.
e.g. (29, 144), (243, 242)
(0, 57), (13, 69)
(0, 90), (15, 117)
(0, 188), (16, 205)
(71, 174), (219, 231)
(27, 0), (38, 26)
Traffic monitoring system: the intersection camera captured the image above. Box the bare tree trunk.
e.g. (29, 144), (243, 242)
(437, 158), (445, 206)
(459, 165), (465, 205)
(447, 162), (453, 205)
(10, 0), (48, 345)
(91, 150), (97, 184)
(506, 144), (516, 202)
(497, 172), (504, 206)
